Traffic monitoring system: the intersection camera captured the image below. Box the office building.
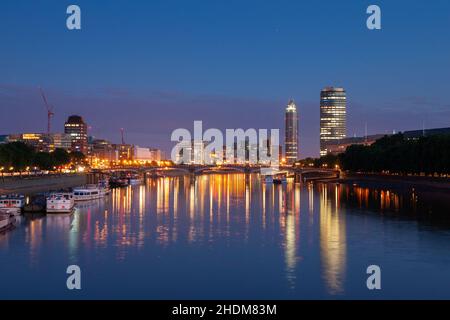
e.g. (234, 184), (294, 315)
(285, 99), (299, 164)
(134, 146), (162, 162)
(320, 87), (346, 156)
(64, 115), (88, 155)
(91, 139), (118, 162)
(49, 133), (72, 151)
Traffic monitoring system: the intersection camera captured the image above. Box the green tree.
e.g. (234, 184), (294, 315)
(338, 133), (450, 175)
(314, 154), (340, 169)
(0, 142), (35, 171)
(33, 152), (55, 170)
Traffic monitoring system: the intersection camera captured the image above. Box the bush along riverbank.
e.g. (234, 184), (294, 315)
(313, 133), (450, 176)
(337, 172), (450, 192)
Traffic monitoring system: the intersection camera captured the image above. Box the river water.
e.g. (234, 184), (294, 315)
(1, 173), (450, 299)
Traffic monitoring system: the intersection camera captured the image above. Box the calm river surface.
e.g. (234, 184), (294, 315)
(1, 173), (450, 299)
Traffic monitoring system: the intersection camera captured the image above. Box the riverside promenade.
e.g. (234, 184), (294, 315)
(0, 174), (87, 195)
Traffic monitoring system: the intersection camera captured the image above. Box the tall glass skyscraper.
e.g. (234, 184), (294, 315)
(285, 99), (299, 164)
(320, 87), (346, 156)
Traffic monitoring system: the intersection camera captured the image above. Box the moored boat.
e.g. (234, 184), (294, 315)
(109, 176), (129, 188)
(46, 192), (74, 213)
(73, 182), (109, 202)
(73, 185), (102, 201)
(0, 207), (21, 216)
(0, 213), (15, 231)
(0, 194), (25, 214)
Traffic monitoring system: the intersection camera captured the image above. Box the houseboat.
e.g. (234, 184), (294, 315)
(46, 192), (75, 213)
(73, 182), (109, 202)
(0, 207), (21, 216)
(0, 194), (25, 215)
(0, 213), (14, 231)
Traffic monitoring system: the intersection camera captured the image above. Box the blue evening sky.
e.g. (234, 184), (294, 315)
(1, 0), (449, 157)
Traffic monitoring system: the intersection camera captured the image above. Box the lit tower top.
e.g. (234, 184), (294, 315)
(285, 99), (299, 165)
(286, 99), (297, 112)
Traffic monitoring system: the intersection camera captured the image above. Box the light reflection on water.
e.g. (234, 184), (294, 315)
(1, 173), (450, 299)
(319, 184), (346, 295)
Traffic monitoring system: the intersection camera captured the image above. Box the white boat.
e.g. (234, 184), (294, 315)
(46, 192), (74, 213)
(73, 182), (109, 202)
(0, 194), (25, 214)
(0, 207), (21, 216)
(0, 214), (13, 231)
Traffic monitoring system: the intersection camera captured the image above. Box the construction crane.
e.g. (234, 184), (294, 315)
(39, 87), (55, 134)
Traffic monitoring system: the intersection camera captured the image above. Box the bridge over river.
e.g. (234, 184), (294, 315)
(92, 165), (339, 182)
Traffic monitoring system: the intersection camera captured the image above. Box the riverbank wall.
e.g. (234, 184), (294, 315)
(0, 174), (87, 195)
(338, 173), (450, 191)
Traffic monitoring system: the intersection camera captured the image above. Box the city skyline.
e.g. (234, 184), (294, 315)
(1, 85), (449, 160)
(1, 1), (450, 158)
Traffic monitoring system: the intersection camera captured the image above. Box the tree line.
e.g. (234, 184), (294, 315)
(0, 141), (85, 172)
(313, 134), (450, 175)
